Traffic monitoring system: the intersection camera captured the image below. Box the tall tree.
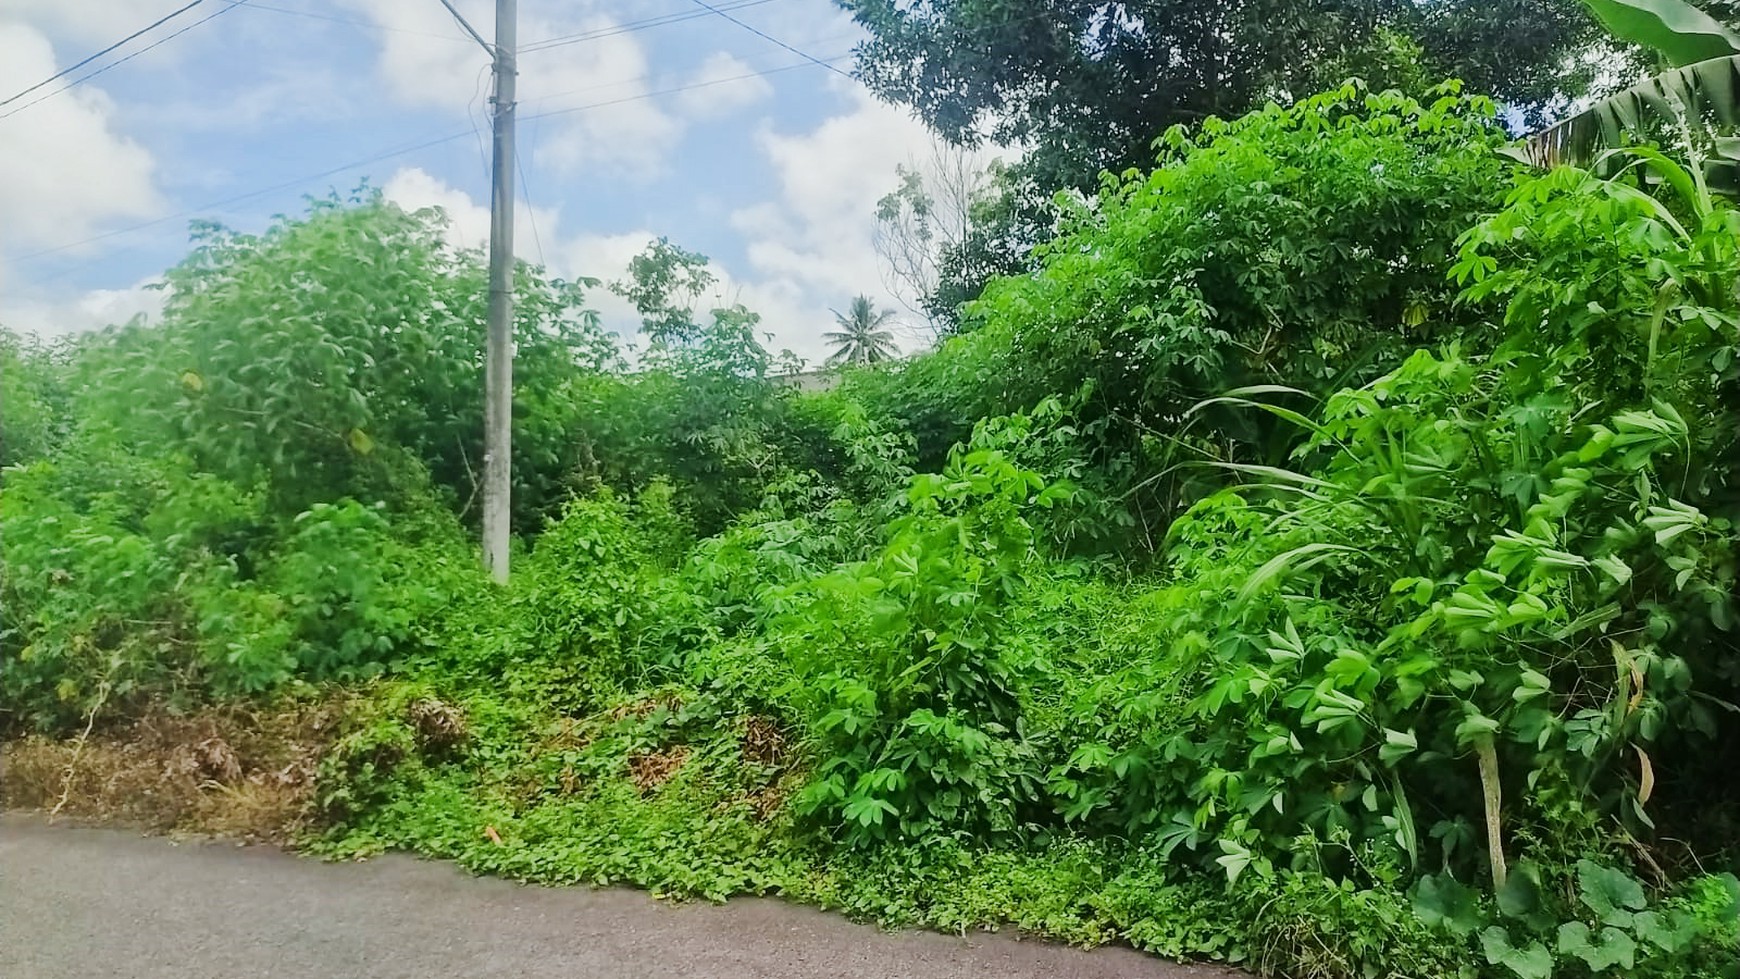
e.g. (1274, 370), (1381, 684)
(825, 296), (900, 366)
(841, 0), (1607, 323)
(873, 142), (992, 336)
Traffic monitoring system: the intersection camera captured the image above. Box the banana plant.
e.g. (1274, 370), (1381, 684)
(1524, 0), (1740, 189)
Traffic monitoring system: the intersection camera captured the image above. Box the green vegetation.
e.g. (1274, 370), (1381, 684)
(4, 76), (1739, 979)
(1527, 0), (1740, 193)
(841, 0), (1614, 323)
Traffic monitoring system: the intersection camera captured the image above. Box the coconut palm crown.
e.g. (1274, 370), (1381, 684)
(824, 295), (900, 366)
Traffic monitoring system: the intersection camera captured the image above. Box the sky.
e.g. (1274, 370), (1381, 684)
(0, 0), (966, 365)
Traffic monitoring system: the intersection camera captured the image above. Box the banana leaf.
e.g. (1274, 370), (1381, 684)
(1581, 0), (1740, 67)
(1521, 53), (1740, 191)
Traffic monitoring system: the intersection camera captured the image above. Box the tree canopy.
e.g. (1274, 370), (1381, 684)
(842, 0), (1606, 322)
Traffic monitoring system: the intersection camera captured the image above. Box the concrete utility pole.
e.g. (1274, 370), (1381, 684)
(481, 0), (516, 583)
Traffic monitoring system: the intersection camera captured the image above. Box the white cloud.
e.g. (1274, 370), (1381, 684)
(382, 166), (558, 262)
(0, 0), (179, 44)
(347, 0), (492, 108)
(727, 90), (994, 357)
(0, 278), (164, 337)
(560, 229), (658, 339)
(675, 52), (773, 117)
(0, 21), (161, 295)
(348, 0), (682, 176)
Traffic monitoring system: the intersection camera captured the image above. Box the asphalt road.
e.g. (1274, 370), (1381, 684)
(0, 815), (1236, 979)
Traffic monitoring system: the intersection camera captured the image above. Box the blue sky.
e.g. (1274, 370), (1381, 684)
(0, 0), (960, 363)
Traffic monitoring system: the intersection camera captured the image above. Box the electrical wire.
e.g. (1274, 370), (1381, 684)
(0, 1), (250, 121)
(8, 2), (1132, 290)
(239, 2), (474, 43)
(232, 0), (786, 54)
(516, 149), (546, 267)
(15, 128), (477, 265)
(518, 25), (855, 110)
(520, 0), (781, 53)
(0, 0), (205, 109)
(466, 61), (495, 183)
(681, 0), (853, 80)
(519, 52), (849, 124)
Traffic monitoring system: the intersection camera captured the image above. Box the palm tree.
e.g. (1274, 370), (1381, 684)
(824, 295), (900, 366)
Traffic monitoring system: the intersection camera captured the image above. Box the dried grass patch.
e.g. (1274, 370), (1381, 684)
(627, 744), (691, 793)
(0, 700), (345, 843)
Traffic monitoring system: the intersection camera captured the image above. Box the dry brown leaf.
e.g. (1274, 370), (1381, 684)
(1635, 746), (1656, 806)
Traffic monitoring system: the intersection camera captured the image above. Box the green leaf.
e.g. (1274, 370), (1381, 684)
(1513, 669), (1552, 703)
(1481, 926), (1554, 979)
(1413, 874), (1484, 937)
(1579, 0), (1740, 67)
(347, 428), (375, 456)
(1524, 55), (1740, 172)
(1497, 862), (1546, 920)
(841, 794), (897, 827)
(1216, 839), (1254, 885)
(1380, 727), (1419, 765)
(1576, 860), (1648, 925)
(1558, 921), (1638, 971)
(1237, 542), (1357, 603)
(1633, 909), (1703, 953)
(1454, 712), (1500, 745)
(1592, 553), (1633, 585)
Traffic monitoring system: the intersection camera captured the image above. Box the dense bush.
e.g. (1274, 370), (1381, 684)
(79, 191), (618, 531)
(5, 86), (1739, 979)
(0, 449), (464, 731)
(843, 84), (1519, 539)
(0, 328), (72, 470)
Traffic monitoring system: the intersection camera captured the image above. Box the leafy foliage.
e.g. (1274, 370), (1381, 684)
(82, 190), (617, 530)
(8, 81), (1740, 979)
(1524, 1), (1740, 190)
(0, 327), (72, 470)
(1581, 0), (1740, 64)
(869, 84), (1518, 541)
(841, 0), (1605, 316)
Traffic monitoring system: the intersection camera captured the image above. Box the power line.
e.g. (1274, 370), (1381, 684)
(0, 0), (205, 109)
(466, 62), (495, 185)
(234, 0), (785, 54)
(521, 0), (782, 53)
(239, 1), (473, 43)
(0, 1), (249, 121)
(516, 149), (545, 267)
(520, 53), (849, 123)
(13, 51), (853, 267)
(682, 0), (854, 80)
(520, 26), (856, 110)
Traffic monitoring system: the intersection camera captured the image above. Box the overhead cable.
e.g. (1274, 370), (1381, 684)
(0, 0), (205, 109)
(0, 1), (249, 121)
(682, 0), (854, 79)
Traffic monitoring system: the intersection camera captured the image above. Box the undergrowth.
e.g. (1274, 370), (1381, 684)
(5, 88), (1740, 979)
